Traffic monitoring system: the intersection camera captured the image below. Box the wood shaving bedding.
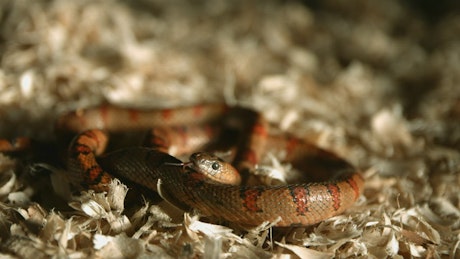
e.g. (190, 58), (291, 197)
(0, 0), (459, 257)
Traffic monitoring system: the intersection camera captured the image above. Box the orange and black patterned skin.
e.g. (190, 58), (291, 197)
(2, 104), (364, 227)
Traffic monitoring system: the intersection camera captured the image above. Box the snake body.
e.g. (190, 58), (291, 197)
(4, 104), (364, 227)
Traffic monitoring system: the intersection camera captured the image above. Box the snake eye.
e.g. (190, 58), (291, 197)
(211, 162), (220, 170)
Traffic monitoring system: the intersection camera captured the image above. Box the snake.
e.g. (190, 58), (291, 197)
(2, 104), (364, 227)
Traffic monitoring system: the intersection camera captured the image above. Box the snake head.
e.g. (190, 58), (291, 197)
(188, 152), (241, 185)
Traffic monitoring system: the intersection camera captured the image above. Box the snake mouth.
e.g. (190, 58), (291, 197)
(183, 161), (203, 174)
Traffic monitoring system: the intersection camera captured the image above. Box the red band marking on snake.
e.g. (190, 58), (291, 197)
(326, 183), (341, 211)
(240, 187), (263, 213)
(161, 109), (173, 120)
(72, 143), (92, 155)
(252, 122), (268, 137)
(86, 165), (104, 184)
(347, 176), (362, 200)
(289, 186), (310, 215)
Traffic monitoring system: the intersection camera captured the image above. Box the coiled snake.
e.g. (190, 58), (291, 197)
(1, 104), (364, 227)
